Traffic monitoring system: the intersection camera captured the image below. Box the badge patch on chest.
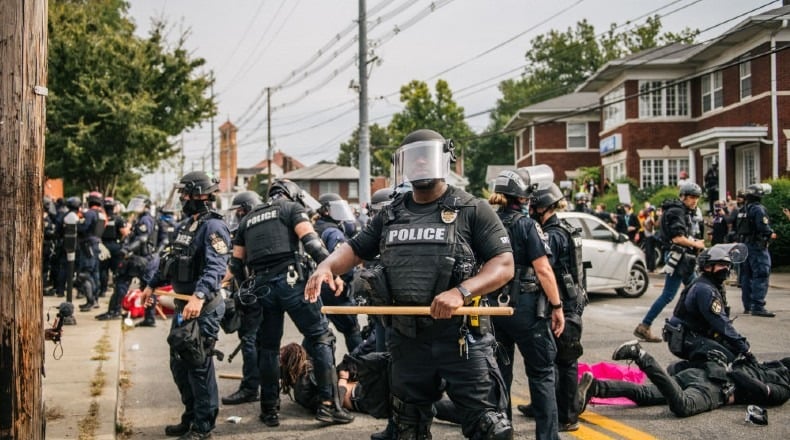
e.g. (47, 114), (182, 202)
(710, 299), (722, 314)
(441, 209), (458, 224)
(189, 221), (199, 232)
(209, 232), (229, 254)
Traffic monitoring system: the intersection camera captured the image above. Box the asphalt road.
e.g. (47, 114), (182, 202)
(119, 273), (790, 439)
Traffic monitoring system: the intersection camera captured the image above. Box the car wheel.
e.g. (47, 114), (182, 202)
(616, 264), (649, 298)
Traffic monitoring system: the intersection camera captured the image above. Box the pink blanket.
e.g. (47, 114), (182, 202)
(578, 362), (647, 406)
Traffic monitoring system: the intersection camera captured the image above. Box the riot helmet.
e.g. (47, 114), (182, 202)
(318, 193), (355, 222)
(126, 195), (152, 214)
(65, 196), (81, 211)
(531, 183), (565, 209)
(176, 171), (220, 197)
(231, 191), (263, 215)
(392, 129), (455, 188)
(574, 192), (589, 204)
(678, 182), (702, 197)
(268, 179), (308, 207)
(494, 169), (531, 199)
(369, 188), (394, 213)
(87, 191), (103, 207)
(697, 243), (748, 269)
(744, 183), (771, 201)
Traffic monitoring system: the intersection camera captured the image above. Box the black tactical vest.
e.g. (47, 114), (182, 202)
(91, 209), (107, 239)
(543, 218), (584, 286)
(168, 212), (216, 284)
(243, 200), (298, 269)
(379, 188), (476, 306)
(735, 204), (754, 238)
(102, 215), (119, 241)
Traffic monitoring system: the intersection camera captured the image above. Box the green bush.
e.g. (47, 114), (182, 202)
(762, 178), (790, 268)
(648, 186), (682, 209)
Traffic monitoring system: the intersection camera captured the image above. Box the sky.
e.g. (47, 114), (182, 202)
(129, 0), (782, 199)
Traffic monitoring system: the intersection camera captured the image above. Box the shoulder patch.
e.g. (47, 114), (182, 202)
(763, 216), (769, 224)
(138, 224), (147, 233)
(710, 299), (722, 314)
(209, 232), (229, 255)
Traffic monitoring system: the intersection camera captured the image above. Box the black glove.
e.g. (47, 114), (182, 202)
(737, 351), (758, 365)
(707, 349), (731, 370)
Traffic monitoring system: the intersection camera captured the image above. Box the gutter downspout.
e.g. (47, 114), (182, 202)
(770, 19), (788, 179)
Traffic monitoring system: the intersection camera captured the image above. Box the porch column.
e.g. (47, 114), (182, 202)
(688, 149), (696, 183)
(718, 139), (727, 201)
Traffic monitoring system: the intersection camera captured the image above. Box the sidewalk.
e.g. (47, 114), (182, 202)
(43, 294), (122, 440)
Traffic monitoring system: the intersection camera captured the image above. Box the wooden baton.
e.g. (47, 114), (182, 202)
(154, 289), (193, 301)
(321, 306), (513, 316)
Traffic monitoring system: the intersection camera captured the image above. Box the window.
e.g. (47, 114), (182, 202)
(604, 161), (625, 182)
(347, 181), (358, 199)
(740, 60), (752, 99)
(736, 146), (759, 189)
(638, 80), (689, 117)
(701, 71), (723, 113)
(566, 122), (587, 149)
(528, 126), (534, 155)
(602, 85), (625, 130)
(319, 181), (338, 195)
(640, 158), (689, 188)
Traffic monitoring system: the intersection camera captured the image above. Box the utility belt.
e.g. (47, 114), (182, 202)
(391, 313), (465, 339)
(251, 259), (295, 283)
(168, 293), (225, 367)
(662, 320), (686, 356)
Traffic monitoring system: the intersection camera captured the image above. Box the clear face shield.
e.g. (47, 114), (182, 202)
(325, 199), (356, 222)
(392, 140), (451, 186)
(301, 192), (321, 212)
(126, 198), (148, 214)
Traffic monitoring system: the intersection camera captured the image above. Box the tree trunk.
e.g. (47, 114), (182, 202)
(0, 0), (48, 438)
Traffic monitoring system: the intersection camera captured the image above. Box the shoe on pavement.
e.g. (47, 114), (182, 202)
(633, 323), (662, 343)
(164, 422), (190, 437)
(370, 419), (397, 440)
(316, 403), (355, 424)
(259, 410), (280, 427)
(751, 309), (775, 318)
(95, 311), (121, 321)
(177, 430), (211, 440)
(559, 422), (580, 432)
(222, 389), (259, 405)
(79, 302), (98, 312)
(613, 340), (645, 361)
(576, 372), (596, 414)
(516, 404), (534, 418)
(135, 319), (156, 327)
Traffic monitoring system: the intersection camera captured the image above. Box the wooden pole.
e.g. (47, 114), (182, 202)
(0, 0), (48, 438)
(154, 289), (193, 302)
(322, 306), (514, 316)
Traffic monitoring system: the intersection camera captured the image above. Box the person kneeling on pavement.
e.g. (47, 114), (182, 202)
(576, 340), (790, 418)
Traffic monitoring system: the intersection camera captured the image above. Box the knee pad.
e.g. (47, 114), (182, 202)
(472, 411), (513, 440)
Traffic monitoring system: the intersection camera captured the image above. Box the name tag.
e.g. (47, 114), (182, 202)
(386, 225), (448, 244)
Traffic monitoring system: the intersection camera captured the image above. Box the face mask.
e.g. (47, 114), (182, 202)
(710, 268), (730, 285)
(181, 199), (208, 216)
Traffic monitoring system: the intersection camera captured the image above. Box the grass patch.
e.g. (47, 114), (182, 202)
(90, 333), (112, 361)
(77, 401), (99, 440)
(90, 367), (106, 397)
(116, 417), (134, 439)
(118, 370), (132, 390)
(45, 405), (64, 421)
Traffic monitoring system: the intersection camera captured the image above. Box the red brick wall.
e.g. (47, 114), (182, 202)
(722, 64), (740, 107)
(533, 151), (602, 179)
(625, 80), (639, 119)
(751, 44), (771, 96)
(535, 122), (567, 148)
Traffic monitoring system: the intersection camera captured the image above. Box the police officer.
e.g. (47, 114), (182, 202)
(230, 179), (353, 427)
(634, 182), (705, 342)
(98, 198), (127, 299)
(221, 190), (264, 406)
(488, 170), (565, 440)
(77, 192), (106, 311)
(736, 184), (776, 317)
(530, 182), (585, 432)
(43, 196), (59, 294)
(315, 192), (363, 352)
(54, 197), (81, 300)
(665, 244), (754, 365)
(573, 192), (592, 214)
(141, 171), (230, 440)
(307, 129), (515, 440)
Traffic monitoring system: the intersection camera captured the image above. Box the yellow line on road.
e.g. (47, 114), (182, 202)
(569, 424), (617, 440)
(580, 412), (659, 440)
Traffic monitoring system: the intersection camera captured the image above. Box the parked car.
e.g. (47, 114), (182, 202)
(557, 211), (649, 298)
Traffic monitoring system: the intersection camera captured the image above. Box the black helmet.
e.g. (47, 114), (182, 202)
(177, 171), (220, 196)
(494, 169), (531, 199)
(392, 129), (455, 186)
(102, 197), (117, 212)
(370, 188), (393, 212)
(531, 183), (565, 209)
(231, 191), (262, 212)
(318, 193), (355, 222)
(744, 183), (771, 200)
(268, 179), (305, 205)
(697, 243), (748, 269)
(678, 182), (702, 197)
(65, 196), (81, 210)
(574, 192), (589, 203)
(87, 191), (103, 207)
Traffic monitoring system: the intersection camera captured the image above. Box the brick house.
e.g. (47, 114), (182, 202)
(503, 92), (602, 181)
(574, 5), (790, 194)
(503, 5), (789, 196)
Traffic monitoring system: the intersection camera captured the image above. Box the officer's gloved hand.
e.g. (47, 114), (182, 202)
(736, 351), (758, 365)
(707, 349), (731, 371)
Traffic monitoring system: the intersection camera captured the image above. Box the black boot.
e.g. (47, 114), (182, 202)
(370, 419), (397, 440)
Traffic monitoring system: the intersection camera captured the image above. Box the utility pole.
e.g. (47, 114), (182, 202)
(358, 0), (371, 208)
(267, 87), (273, 189)
(210, 71), (216, 175)
(0, 1), (47, 438)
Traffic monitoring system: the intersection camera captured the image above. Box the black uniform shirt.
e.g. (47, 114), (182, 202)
(501, 209), (550, 268)
(348, 187), (512, 263)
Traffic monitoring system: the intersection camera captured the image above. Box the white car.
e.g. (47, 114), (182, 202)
(557, 211), (649, 298)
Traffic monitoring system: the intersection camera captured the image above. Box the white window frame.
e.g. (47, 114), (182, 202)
(638, 80), (689, 118)
(605, 161), (626, 182)
(701, 71), (724, 113)
(319, 181), (339, 195)
(602, 84), (625, 130)
(566, 122), (587, 149)
(740, 60), (752, 100)
(347, 181), (358, 199)
(639, 158), (689, 188)
(735, 145), (760, 190)
(528, 126), (534, 155)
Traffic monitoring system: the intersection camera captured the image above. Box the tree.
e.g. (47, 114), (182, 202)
(378, 80), (473, 176)
(46, 0), (215, 197)
(463, 16), (698, 194)
(337, 123), (390, 176)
